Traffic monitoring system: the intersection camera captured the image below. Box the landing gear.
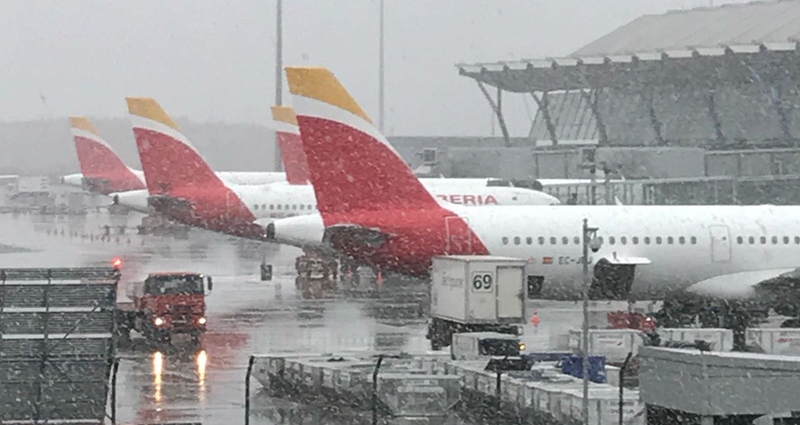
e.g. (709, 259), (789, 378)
(589, 259), (635, 300)
(294, 248), (338, 299)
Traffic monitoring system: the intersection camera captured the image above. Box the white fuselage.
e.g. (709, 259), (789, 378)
(112, 178), (559, 222)
(269, 204), (800, 300)
(457, 204), (800, 297)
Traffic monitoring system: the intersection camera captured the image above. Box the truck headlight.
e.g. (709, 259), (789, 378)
(198, 317), (207, 325)
(153, 317), (165, 326)
(518, 342), (526, 352)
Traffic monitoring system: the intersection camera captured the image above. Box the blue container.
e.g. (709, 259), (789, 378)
(560, 355), (607, 383)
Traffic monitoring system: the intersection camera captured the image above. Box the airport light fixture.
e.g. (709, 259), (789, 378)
(582, 218), (600, 425)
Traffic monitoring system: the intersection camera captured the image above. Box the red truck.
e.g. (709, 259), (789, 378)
(116, 267), (213, 344)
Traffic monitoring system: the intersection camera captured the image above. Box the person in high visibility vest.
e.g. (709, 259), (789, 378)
(530, 311), (540, 327)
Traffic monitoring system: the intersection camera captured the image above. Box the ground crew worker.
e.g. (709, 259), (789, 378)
(567, 194), (578, 205)
(530, 311), (540, 327)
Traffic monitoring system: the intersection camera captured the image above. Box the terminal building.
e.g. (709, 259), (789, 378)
(397, 0), (800, 206)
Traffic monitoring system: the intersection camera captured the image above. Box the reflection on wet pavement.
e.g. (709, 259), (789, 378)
(0, 212), (623, 424)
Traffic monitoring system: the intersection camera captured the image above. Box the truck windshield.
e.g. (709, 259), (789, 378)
(478, 339), (519, 357)
(146, 275), (203, 295)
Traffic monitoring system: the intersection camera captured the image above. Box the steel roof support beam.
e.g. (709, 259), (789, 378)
(576, 66), (609, 146)
(530, 91), (559, 146)
(646, 87), (665, 145)
(579, 88), (609, 146)
(477, 80), (511, 146)
(706, 89), (726, 145)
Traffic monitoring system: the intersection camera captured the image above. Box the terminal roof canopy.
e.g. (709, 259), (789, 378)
(458, 0), (800, 93)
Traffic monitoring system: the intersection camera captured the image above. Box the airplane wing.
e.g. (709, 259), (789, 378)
(603, 256), (650, 265)
(686, 268), (800, 299)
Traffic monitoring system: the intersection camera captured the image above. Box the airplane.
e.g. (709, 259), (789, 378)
(123, 98), (561, 240)
(61, 115), (291, 199)
(265, 66), (800, 309)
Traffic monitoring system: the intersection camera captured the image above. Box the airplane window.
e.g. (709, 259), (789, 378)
(300, 205), (305, 210)
(597, 236), (604, 245)
(620, 237), (627, 245)
(550, 237), (557, 245)
(772, 236), (778, 244)
(644, 237), (651, 245)
(760, 236), (766, 244)
(277, 205), (282, 210)
(749, 236), (755, 244)
(690, 236), (697, 245)
(796, 236), (800, 244)
(656, 236), (662, 245)
(285, 205), (290, 210)
(254, 204), (259, 210)
(270, 204), (274, 210)
(632, 236), (639, 245)
(526, 237), (533, 245)
(562, 237), (569, 245)
(573, 236), (580, 245)
(538, 237), (545, 245)
(784, 236), (790, 244)
(736, 236), (743, 244)
(502, 237), (508, 245)
(609, 236), (615, 245)
(679, 236), (685, 245)
(293, 205), (297, 210)
(514, 236), (521, 245)
(667, 237), (674, 244)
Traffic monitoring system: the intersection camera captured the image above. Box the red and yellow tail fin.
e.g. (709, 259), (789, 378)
(126, 97), (225, 195)
(285, 66), (437, 214)
(270, 106), (310, 185)
(69, 116), (144, 192)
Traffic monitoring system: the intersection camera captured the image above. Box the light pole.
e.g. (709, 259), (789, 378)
(274, 0), (284, 172)
(378, 0), (385, 133)
(582, 218), (600, 425)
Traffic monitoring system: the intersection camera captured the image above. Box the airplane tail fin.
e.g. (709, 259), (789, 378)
(285, 66), (438, 214)
(69, 116), (144, 192)
(126, 97), (228, 195)
(270, 106), (310, 185)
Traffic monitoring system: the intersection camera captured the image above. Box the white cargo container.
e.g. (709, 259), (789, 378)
(659, 328), (734, 352)
(569, 329), (644, 362)
(428, 255), (527, 350)
(530, 378), (585, 422)
(746, 328), (800, 355)
(559, 387), (644, 425)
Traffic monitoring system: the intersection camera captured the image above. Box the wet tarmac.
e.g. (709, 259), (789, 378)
(0, 210), (636, 424)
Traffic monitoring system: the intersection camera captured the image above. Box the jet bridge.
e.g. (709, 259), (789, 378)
(0, 267), (119, 423)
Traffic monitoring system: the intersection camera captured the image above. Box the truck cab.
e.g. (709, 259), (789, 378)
(121, 271), (213, 343)
(450, 332), (525, 361)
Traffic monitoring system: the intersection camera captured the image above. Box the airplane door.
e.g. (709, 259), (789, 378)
(709, 225), (731, 262)
(445, 216), (472, 254)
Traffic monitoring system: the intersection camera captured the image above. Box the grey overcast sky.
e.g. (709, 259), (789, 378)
(1, 0), (749, 137)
